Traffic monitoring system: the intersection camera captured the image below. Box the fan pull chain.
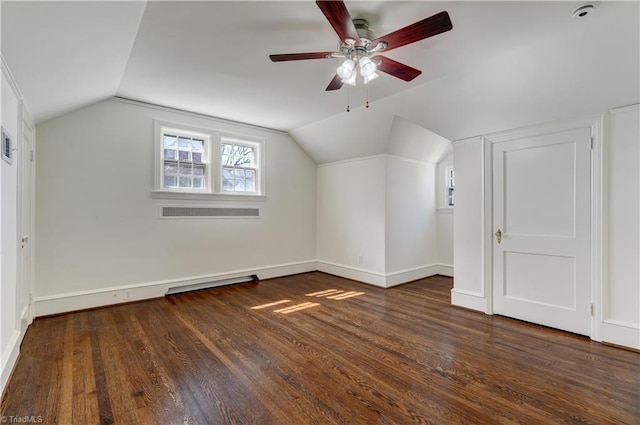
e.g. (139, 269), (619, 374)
(366, 87), (370, 109)
(346, 86), (350, 112)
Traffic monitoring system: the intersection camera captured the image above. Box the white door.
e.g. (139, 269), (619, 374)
(492, 128), (591, 335)
(20, 123), (34, 321)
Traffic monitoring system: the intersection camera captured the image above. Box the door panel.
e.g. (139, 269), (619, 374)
(493, 128), (591, 335)
(504, 142), (576, 237)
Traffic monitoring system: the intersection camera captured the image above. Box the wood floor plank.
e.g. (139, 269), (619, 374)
(2, 272), (639, 424)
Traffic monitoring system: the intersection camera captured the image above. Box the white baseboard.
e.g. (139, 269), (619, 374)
(32, 260), (451, 317)
(1, 330), (21, 394)
(34, 260), (318, 317)
(451, 288), (487, 312)
(600, 319), (640, 350)
(1, 305), (30, 395)
(385, 264), (451, 287)
(317, 261), (387, 287)
(318, 261), (454, 288)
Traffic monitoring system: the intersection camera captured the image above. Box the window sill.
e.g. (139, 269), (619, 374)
(151, 191), (266, 202)
(437, 208), (454, 214)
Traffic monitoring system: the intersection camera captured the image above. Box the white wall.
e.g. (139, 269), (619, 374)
(602, 104), (640, 347)
(317, 156), (386, 285)
(385, 156), (439, 282)
(317, 154), (448, 287)
(34, 99), (317, 314)
(451, 137), (486, 311)
(436, 154), (454, 269)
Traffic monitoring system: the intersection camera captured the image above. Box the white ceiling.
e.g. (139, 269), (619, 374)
(2, 1), (639, 163)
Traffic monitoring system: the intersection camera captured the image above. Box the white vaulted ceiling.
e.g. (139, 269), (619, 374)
(2, 1), (639, 163)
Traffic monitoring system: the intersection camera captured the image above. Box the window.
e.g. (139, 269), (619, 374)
(221, 141), (258, 193)
(446, 167), (455, 207)
(162, 132), (207, 191)
(154, 120), (264, 200)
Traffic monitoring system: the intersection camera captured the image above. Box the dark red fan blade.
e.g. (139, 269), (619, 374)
(371, 11), (452, 52)
(373, 56), (422, 82)
(325, 74), (343, 91)
(316, 1), (360, 44)
(270, 52), (334, 62)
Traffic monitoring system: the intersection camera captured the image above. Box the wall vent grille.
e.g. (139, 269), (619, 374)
(162, 206), (259, 218)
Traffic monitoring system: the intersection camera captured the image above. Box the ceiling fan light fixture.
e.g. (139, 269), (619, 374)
(337, 59), (356, 80)
(358, 56), (377, 77)
(364, 72), (379, 85)
(343, 72), (357, 86)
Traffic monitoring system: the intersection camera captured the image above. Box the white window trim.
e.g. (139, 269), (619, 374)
(153, 119), (266, 201)
(445, 166), (455, 208)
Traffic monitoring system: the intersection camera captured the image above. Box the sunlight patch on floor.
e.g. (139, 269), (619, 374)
(273, 302), (321, 314)
(326, 291), (365, 300)
(306, 289), (343, 297)
(250, 288), (366, 314)
(250, 299), (291, 309)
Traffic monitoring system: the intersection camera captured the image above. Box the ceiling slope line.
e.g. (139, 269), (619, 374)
(115, 0), (151, 95)
(112, 97), (289, 136)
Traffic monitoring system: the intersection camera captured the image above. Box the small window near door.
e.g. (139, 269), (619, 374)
(446, 167), (454, 207)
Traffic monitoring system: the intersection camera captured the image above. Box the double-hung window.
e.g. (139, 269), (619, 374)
(153, 120), (265, 200)
(221, 140), (259, 193)
(162, 132), (207, 191)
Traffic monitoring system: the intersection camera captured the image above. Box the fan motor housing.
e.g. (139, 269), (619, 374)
(353, 19), (375, 44)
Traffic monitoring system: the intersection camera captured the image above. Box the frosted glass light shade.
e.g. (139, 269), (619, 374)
(337, 59), (356, 80)
(359, 57), (377, 77)
(364, 72), (379, 84)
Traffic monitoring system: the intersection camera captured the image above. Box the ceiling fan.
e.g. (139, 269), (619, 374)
(269, 1), (453, 91)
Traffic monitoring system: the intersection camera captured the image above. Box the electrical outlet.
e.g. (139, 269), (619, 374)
(358, 255), (364, 264)
(123, 290), (131, 301)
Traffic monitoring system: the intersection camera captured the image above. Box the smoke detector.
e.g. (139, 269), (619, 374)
(572, 4), (595, 19)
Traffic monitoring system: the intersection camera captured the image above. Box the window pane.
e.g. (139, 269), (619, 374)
(164, 175), (177, 188)
(179, 150), (190, 161)
(193, 177), (204, 189)
(178, 137), (191, 150)
(164, 149), (177, 160)
(232, 145), (243, 156)
(192, 152), (203, 163)
(163, 135), (177, 148)
(193, 164), (205, 176)
(164, 161), (178, 174)
(245, 169), (255, 179)
(179, 163), (192, 175)
(179, 177), (191, 188)
(246, 180), (256, 192)
(192, 139), (204, 151)
(222, 167), (233, 191)
(244, 149), (256, 167)
(234, 168), (245, 178)
(234, 180), (246, 192)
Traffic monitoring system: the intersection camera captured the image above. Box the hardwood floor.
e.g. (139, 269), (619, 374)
(2, 272), (639, 424)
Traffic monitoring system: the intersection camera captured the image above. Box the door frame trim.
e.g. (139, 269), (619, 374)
(482, 114), (604, 341)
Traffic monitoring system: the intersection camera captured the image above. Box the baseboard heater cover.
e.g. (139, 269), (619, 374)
(165, 275), (258, 295)
(162, 206), (259, 218)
